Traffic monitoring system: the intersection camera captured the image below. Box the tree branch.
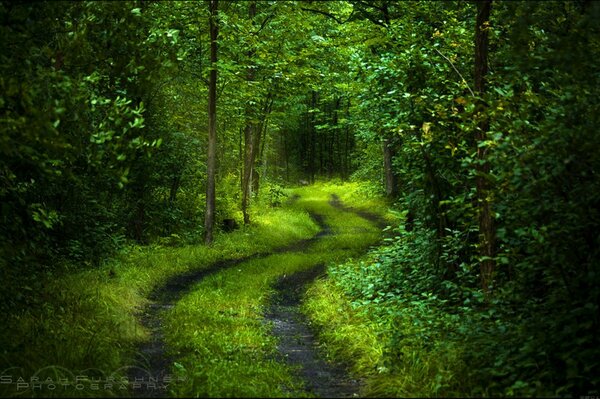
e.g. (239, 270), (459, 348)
(352, 1), (389, 27)
(300, 7), (347, 24)
(255, 13), (274, 35)
(433, 47), (475, 97)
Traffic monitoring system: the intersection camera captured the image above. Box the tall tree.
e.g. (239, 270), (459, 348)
(474, 0), (494, 293)
(204, 0), (218, 244)
(241, 1), (257, 225)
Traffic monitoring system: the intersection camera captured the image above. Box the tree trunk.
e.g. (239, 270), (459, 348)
(474, 0), (495, 293)
(241, 1), (257, 225)
(383, 137), (396, 197)
(309, 90), (318, 183)
(253, 95), (273, 198)
(169, 175), (180, 207)
(204, 0), (218, 244)
(241, 122), (255, 225)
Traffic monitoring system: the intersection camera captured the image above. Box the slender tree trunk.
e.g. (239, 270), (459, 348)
(284, 130), (289, 182)
(253, 95), (273, 198)
(343, 98), (351, 181)
(309, 90), (318, 183)
(474, 0), (495, 293)
(241, 1), (257, 225)
(383, 137), (396, 197)
(169, 175), (180, 207)
(241, 123), (255, 225)
(261, 122), (269, 184)
(204, 0), (218, 244)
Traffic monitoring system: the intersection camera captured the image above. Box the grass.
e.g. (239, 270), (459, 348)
(303, 280), (386, 377)
(161, 184), (384, 397)
(300, 185), (471, 397)
(303, 277), (469, 397)
(0, 204), (317, 397)
(0, 182), (389, 398)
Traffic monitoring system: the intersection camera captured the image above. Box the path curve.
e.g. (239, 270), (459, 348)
(263, 193), (388, 398)
(128, 193), (384, 397)
(128, 199), (330, 397)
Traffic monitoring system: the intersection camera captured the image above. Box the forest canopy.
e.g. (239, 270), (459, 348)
(1, 0), (599, 396)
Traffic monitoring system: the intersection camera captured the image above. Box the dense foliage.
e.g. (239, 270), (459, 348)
(1, 0), (598, 396)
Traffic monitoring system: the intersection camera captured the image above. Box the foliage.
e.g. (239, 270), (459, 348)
(2, 0), (599, 397)
(0, 0), (181, 308)
(302, 1), (600, 397)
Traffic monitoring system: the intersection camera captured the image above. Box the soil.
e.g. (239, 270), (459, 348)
(265, 265), (363, 398)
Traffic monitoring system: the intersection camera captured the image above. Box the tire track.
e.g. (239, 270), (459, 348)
(127, 193), (384, 398)
(266, 266), (363, 398)
(127, 203), (329, 397)
(264, 194), (387, 398)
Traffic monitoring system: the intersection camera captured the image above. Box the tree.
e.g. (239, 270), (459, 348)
(474, 0), (494, 293)
(204, 0), (218, 244)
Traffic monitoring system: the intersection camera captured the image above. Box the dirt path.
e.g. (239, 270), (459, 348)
(263, 193), (387, 398)
(128, 193), (382, 397)
(128, 202), (331, 397)
(266, 265), (362, 398)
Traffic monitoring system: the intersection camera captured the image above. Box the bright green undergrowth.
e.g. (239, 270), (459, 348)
(304, 274), (469, 398)
(162, 185), (384, 397)
(1, 205), (318, 398)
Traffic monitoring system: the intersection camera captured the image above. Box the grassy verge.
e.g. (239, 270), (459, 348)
(0, 205), (317, 398)
(161, 184), (384, 397)
(304, 277), (469, 397)
(0, 182), (392, 398)
(302, 184), (470, 397)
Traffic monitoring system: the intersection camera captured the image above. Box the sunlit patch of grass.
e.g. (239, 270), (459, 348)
(162, 186), (386, 397)
(304, 278), (470, 397)
(362, 343), (469, 398)
(312, 180), (399, 226)
(303, 279), (385, 376)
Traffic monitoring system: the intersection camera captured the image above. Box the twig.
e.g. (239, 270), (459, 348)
(300, 7), (349, 24)
(434, 47), (475, 97)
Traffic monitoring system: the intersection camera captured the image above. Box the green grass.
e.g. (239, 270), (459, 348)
(303, 277), (470, 397)
(0, 182), (390, 398)
(300, 185), (471, 397)
(0, 204), (317, 398)
(161, 184), (384, 397)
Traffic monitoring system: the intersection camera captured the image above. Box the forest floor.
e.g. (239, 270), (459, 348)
(129, 187), (388, 398)
(0, 183), (391, 398)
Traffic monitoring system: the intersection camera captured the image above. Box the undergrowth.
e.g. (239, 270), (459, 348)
(304, 196), (593, 397)
(0, 182), (388, 398)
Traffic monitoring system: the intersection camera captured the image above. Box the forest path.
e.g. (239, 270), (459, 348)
(129, 188), (385, 398)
